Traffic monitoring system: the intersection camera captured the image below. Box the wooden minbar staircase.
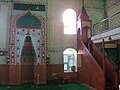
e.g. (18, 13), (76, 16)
(77, 5), (119, 90)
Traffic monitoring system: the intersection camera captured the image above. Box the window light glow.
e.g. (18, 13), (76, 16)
(63, 48), (77, 72)
(63, 9), (76, 34)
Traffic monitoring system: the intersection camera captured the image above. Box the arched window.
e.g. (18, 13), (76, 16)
(63, 48), (77, 72)
(63, 9), (76, 34)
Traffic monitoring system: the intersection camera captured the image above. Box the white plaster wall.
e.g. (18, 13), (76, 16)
(86, 8), (104, 24)
(84, 0), (104, 24)
(0, 3), (10, 48)
(0, 2), (11, 64)
(47, 0), (80, 64)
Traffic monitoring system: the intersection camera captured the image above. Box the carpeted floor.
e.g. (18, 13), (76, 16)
(0, 83), (92, 90)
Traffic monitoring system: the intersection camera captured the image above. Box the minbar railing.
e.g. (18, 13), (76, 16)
(90, 41), (118, 89)
(77, 41), (105, 90)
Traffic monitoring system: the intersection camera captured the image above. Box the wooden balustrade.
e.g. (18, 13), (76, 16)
(90, 41), (118, 89)
(77, 41), (105, 90)
(91, 41), (104, 69)
(105, 56), (118, 89)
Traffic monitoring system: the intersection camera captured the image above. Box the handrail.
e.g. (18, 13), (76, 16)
(90, 41), (104, 69)
(90, 40), (116, 68)
(78, 41), (105, 90)
(90, 41), (117, 89)
(81, 41), (104, 73)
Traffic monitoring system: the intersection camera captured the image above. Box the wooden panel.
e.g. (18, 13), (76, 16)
(47, 64), (64, 82)
(16, 65), (21, 84)
(91, 41), (118, 89)
(81, 28), (87, 44)
(9, 65), (21, 85)
(34, 65), (46, 84)
(0, 65), (9, 85)
(0, 65), (47, 85)
(91, 41), (104, 69)
(21, 65), (34, 83)
(9, 65), (15, 84)
(77, 41), (105, 90)
(64, 72), (77, 82)
(119, 72), (120, 85)
(105, 57), (117, 88)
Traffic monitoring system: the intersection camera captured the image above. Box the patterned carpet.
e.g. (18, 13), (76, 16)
(0, 83), (92, 90)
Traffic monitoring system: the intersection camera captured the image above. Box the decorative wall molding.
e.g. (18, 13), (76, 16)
(10, 13), (47, 65)
(0, 0), (48, 5)
(107, 0), (120, 8)
(84, 0), (104, 9)
(0, 0), (12, 3)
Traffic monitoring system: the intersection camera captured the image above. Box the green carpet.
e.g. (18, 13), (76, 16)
(0, 83), (91, 90)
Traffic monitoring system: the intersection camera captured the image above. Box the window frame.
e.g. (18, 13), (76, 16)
(63, 48), (77, 72)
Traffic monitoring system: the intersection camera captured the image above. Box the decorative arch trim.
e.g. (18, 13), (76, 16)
(16, 11), (41, 27)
